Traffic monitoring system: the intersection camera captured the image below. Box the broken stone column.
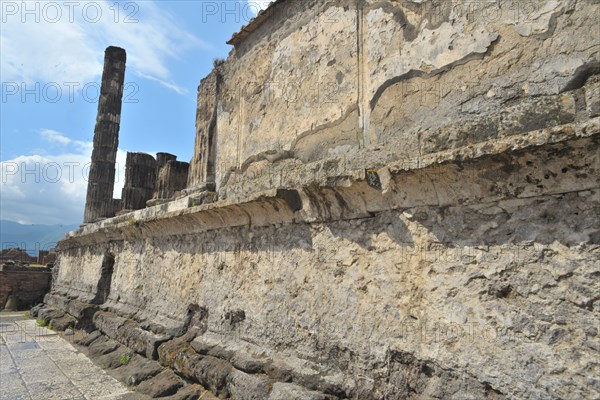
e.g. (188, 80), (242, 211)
(121, 152), (157, 211)
(156, 152), (177, 170)
(84, 46), (127, 223)
(153, 160), (190, 201)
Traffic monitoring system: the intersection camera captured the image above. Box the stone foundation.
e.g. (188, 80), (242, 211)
(40, 0), (600, 398)
(39, 116), (600, 398)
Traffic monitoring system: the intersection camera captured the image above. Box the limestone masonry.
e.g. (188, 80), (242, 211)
(38, 1), (599, 399)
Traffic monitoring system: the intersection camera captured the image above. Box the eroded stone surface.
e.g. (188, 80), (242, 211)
(135, 369), (183, 398)
(114, 354), (163, 387)
(159, 384), (213, 400)
(188, 0), (600, 195)
(50, 126), (600, 399)
(43, 0), (600, 399)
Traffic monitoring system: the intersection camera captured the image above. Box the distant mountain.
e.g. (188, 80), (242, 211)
(0, 220), (79, 256)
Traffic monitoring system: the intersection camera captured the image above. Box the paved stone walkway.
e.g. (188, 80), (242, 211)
(0, 313), (140, 400)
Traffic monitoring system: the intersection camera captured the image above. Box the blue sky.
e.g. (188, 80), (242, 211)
(1, 0), (270, 225)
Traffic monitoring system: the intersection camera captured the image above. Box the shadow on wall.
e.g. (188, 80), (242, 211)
(92, 252), (115, 305)
(326, 138), (600, 250)
(327, 190), (598, 250)
(151, 223), (315, 257)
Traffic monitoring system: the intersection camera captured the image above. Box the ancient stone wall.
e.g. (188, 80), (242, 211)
(1, 267), (51, 309)
(42, 1), (599, 398)
(48, 119), (599, 398)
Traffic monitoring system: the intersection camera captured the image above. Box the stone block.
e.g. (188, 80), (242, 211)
(268, 383), (328, 400)
(228, 369), (271, 400)
(37, 307), (65, 324)
(74, 330), (102, 346)
(112, 354), (163, 387)
(160, 384), (216, 400)
(231, 352), (270, 374)
(89, 336), (120, 356)
(49, 314), (76, 331)
(96, 345), (132, 370)
(94, 311), (127, 339)
(192, 356), (233, 397)
(136, 369), (183, 398)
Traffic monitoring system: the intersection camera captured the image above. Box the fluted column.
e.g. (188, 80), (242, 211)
(84, 46), (126, 223)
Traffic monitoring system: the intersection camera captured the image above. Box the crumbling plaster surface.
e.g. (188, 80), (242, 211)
(189, 0), (599, 192)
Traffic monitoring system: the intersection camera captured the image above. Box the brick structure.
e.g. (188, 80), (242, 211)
(0, 266), (51, 310)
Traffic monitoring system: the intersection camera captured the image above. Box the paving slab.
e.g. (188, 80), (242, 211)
(0, 313), (140, 400)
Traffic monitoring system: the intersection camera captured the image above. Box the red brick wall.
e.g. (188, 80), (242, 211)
(0, 270), (51, 309)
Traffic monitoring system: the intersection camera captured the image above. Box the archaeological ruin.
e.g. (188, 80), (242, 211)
(35, 1), (599, 399)
(83, 47), (190, 222)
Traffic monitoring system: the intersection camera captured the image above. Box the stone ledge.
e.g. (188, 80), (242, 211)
(58, 117), (599, 250)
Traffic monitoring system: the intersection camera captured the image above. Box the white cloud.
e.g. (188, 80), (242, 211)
(136, 71), (187, 96)
(1, 151), (91, 225)
(0, 1), (207, 94)
(39, 129), (92, 153)
(40, 129), (72, 145)
(0, 130), (128, 225)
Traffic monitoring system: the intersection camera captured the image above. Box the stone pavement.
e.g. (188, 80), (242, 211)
(0, 312), (144, 400)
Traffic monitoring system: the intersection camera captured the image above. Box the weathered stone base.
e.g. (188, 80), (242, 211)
(30, 303), (342, 399)
(37, 118), (600, 399)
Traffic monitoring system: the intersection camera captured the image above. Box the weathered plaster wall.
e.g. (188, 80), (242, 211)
(190, 0), (599, 194)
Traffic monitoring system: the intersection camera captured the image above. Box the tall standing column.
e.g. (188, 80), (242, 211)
(84, 46), (127, 223)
